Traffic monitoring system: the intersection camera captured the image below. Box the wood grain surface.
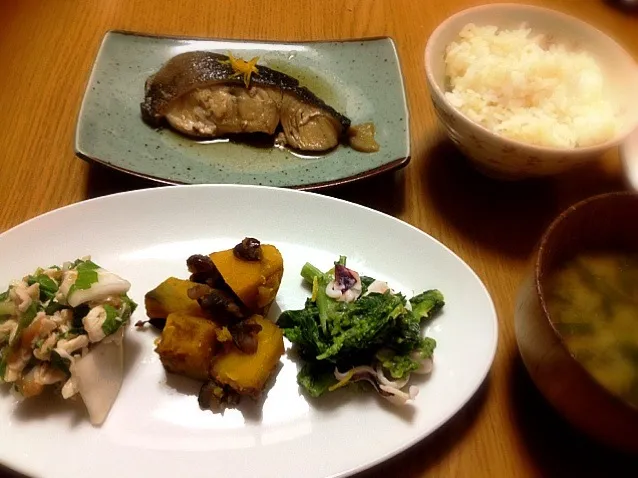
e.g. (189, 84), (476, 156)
(1, 0), (637, 476)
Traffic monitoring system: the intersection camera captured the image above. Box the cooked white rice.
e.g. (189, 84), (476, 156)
(444, 23), (619, 148)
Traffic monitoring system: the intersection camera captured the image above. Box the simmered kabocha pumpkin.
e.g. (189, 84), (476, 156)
(209, 243), (284, 313)
(155, 312), (218, 381)
(141, 238), (285, 411)
(211, 315), (284, 398)
(144, 277), (204, 318)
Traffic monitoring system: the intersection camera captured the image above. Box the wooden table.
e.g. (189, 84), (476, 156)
(1, 0), (637, 476)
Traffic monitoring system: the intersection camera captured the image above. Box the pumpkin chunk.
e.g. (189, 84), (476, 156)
(155, 312), (218, 381)
(145, 277), (204, 319)
(210, 315), (284, 398)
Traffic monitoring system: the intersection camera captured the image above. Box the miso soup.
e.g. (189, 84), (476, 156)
(545, 250), (638, 408)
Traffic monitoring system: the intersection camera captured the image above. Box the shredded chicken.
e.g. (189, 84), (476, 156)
(61, 375), (79, 399)
(10, 281), (40, 312)
(26, 315), (57, 343)
(1, 258), (134, 425)
(33, 363), (66, 385)
(56, 335), (90, 356)
(33, 333), (58, 361)
(0, 320), (18, 343)
(83, 306), (107, 343)
(20, 363), (67, 398)
(4, 348), (32, 383)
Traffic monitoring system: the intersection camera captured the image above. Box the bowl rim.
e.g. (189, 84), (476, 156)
(534, 191), (638, 413)
(619, 127), (638, 192)
(424, 3), (638, 155)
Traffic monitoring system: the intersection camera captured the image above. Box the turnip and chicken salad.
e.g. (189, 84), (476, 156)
(0, 258), (136, 424)
(278, 257), (444, 406)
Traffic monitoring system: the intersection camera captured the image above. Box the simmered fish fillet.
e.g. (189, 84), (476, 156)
(165, 85), (282, 137)
(141, 51), (351, 151)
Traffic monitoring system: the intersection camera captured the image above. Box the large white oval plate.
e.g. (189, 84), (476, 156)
(0, 185), (497, 478)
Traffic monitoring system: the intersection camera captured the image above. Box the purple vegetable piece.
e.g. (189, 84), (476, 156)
(335, 264), (357, 292)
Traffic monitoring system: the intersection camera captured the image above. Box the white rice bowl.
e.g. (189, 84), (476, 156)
(444, 23), (620, 149)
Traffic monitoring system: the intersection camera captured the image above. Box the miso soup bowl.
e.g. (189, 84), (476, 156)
(425, 4), (638, 180)
(515, 192), (638, 453)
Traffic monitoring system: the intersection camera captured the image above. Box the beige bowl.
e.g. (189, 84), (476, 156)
(425, 4), (638, 180)
(515, 192), (638, 453)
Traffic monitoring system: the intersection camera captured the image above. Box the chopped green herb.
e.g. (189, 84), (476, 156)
(44, 301), (68, 316)
(120, 294), (138, 316)
(27, 274), (59, 301)
(71, 304), (89, 329)
(50, 350), (71, 375)
(68, 269), (99, 298)
(101, 304), (122, 336)
(74, 260), (100, 271)
(0, 300), (16, 319)
(58, 327), (85, 341)
(10, 302), (39, 347)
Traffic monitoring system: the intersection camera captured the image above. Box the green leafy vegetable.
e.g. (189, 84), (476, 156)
(417, 337), (437, 358)
(44, 300), (68, 316)
(410, 290), (445, 320)
(120, 294), (138, 316)
(278, 299), (328, 358)
(300, 262), (324, 285)
(300, 261), (333, 335)
(10, 301), (39, 347)
(75, 260), (100, 271)
(375, 337), (437, 379)
(27, 274), (59, 301)
(297, 363), (337, 398)
(101, 304), (122, 336)
(58, 328), (86, 340)
(376, 349), (420, 379)
(0, 288), (14, 320)
(359, 276), (375, 296)
(315, 292), (406, 361)
(68, 269), (99, 297)
(0, 300), (15, 319)
(71, 304), (90, 330)
(67, 259), (102, 299)
(279, 258), (444, 398)
(50, 350), (71, 375)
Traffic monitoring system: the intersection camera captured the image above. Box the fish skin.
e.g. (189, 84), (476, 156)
(141, 51), (351, 132)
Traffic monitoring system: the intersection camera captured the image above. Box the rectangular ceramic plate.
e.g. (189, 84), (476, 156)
(75, 31), (410, 189)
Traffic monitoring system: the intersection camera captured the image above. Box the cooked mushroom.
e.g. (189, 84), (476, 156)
(198, 289), (245, 320)
(186, 254), (222, 286)
(229, 320), (263, 354)
(233, 237), (262, 261)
